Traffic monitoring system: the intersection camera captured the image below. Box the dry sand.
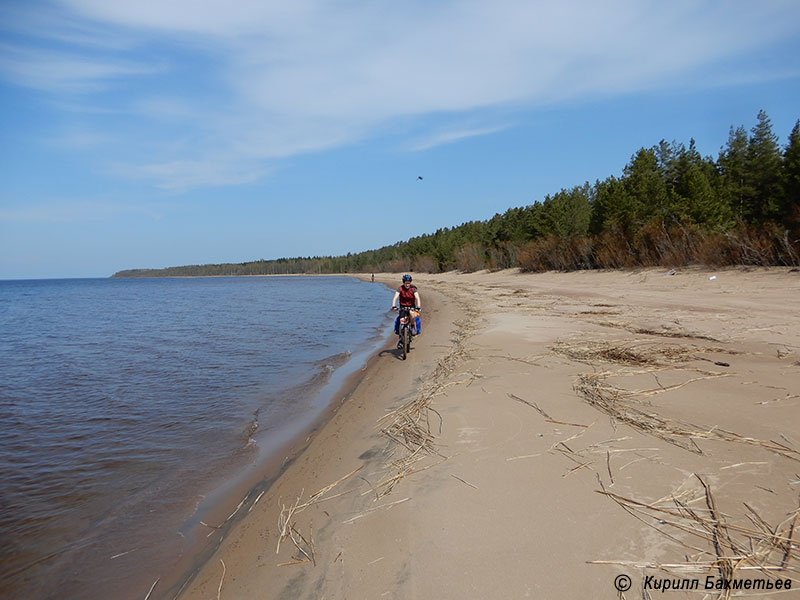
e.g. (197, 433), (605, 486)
(176, 267), (800, 599)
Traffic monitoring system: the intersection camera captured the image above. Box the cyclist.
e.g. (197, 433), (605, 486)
(390, 274), (421, 348)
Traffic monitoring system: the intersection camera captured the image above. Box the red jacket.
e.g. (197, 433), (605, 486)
(397, 285), (417, 307)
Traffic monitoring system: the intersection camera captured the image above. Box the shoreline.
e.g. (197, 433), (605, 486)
(1, 275), (397, 600)
(142, 279), (398, 600)
(176, 268), (800, 599)
(175, 276), (461, 599)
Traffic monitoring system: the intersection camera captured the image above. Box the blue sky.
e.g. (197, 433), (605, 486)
(1, 1), (799, 279)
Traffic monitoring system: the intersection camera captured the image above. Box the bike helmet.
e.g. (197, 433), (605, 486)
(402, 274), (412, 282)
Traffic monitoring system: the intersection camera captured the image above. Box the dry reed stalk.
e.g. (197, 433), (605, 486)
(361, 456), (448, 498)
(450, 473), (478, 489)
(143, 578), (159, 600)
(553, 339), (659, 366)
(342, 497), (410, 524)
(698, 476), (735, 589)
(225, 497), (248, 522)
(277, 558), (311, 567)
(277, 494), (304, 554)
(780, 508), (799, 568)
(372, 305), (478, 497)
(588, 559), (788, 572)
(632, 327), (720, 342)
(485, 353), (548, 366)
(574, 373), (800, 459)
(595, 477), (800, 585)
(719, 462), (769, 471)
(289, 522), (315, 565)
(546, 418), (591, 428)
(553, 338), (733, 369)
(563, 461), (594, 477)
(628, 374), (731, 398)
(548, 427), (593, 458)
(248, 490), (265, 513)
(274, 464), (366, 565)
(201, 490), (261, 536)
(506, 453), (542, 461)
(308, 466), (363, 503)
(507, 392), (552, 419)
(216, 560), (225, 600)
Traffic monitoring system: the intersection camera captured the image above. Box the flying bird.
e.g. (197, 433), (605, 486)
(416, 176), (423, 181)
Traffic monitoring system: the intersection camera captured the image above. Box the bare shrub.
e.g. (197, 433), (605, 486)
(515, 220), (798, 273)
(692, 230), (734, 266)
(567, 237), (594, 269)
(702, 222), (796, 266)
(412, 255), (439, 273)
(632, 221), (712, 267)
(517, 240), (545, 272)
(383, 258), (412, 272)
(486, 242), (520, 271)
(777, 228), (800, 265)
(517, 236), (595, 271)
(454, 243), (486, 272)
(593, 230), (636, 269)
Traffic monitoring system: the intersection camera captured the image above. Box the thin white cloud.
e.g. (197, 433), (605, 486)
(2, 0), (799, 190)
(110, 159), (273, 192)
(0, 43), (158, 92)
(132, 97), (201, 121)
(0, 197), (166, 223)
(59, 0), (315, 36)
(45, 128), (113, 149)
(410, 126), (509, 152)
(0, 2), (137, 50)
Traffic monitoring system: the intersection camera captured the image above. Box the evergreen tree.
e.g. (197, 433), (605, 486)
(683, 164), (730, 227)
(745, 110), (783, 222)
(624, 148), (669, 223)
(590, 176), (634, 235)
(540, 184), (592, 239)
(718, 125), (750, 220)
(783, 120), (800, 235)
(655, 139), (686, 194)
(670, 140), (729, 228)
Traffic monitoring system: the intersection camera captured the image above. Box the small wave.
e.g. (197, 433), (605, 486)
(317, 350), (351, 371)
(243, 417), (259, 439)
(253, 350), (354, 424)
(299, 351), (351, 389)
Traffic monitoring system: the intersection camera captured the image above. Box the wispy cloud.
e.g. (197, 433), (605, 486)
(2, 0), (799, 190)
(44, 127), (113, 149)
(409, 125), (509, 152)
(110, 158), (273, 192)
(0, 43), (158, 93)
(0, 197), (167, 223)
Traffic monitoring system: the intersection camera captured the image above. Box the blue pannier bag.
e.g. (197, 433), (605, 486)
(394, 312), (421, 335)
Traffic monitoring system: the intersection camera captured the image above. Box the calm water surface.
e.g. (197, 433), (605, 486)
(0, 276), (391, 599)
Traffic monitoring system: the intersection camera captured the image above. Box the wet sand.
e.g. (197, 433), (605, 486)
(177, 267), (800, 599)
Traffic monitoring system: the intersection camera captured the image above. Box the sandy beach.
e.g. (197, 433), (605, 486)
(175, 267), (800, 599)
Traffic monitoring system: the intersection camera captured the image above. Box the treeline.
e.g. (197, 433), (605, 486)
(113, 111), (800, 278)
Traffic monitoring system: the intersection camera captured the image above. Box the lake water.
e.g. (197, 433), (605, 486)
(0, 276), (392, 599)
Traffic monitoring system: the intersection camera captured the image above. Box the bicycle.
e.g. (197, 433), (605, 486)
(391, 306), (419, 360)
